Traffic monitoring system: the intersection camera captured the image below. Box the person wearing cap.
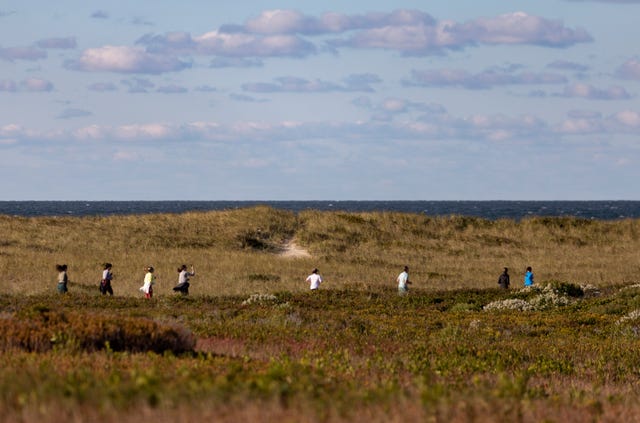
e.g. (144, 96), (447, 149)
(397, 265), (411, 295)
(140, 266), (156, 299)
(306, 268), (323, 290)
(498, 267), (510, 289)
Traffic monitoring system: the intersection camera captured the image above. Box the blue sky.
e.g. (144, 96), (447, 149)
(1, 0), (639, 200)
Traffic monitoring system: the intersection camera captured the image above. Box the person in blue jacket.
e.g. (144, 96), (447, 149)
(524, 266), (534, 287)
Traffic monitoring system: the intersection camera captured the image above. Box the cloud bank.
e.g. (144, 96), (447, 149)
(58, 9), (593, 74)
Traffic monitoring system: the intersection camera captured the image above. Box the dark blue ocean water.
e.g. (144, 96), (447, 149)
(0, 201), (639, 220)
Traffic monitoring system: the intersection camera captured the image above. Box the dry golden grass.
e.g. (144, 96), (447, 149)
(0, 207), (638, 296)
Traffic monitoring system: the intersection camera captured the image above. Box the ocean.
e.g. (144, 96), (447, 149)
(0, 201), (639, 220)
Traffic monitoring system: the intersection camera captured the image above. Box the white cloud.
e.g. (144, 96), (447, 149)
(243, 9), (436, 35)
(613, 110), (640, 126)
(135, 9), (592, 64)
(0, 78), (54, 92)
(455, 12), (592, 47)
(557, 110), (640, 134)
(139, 30), (316, 58)
(405, 68), (567, 89)
(561, 83), (631, 100)
(69, 45), (191, 74)
(73, 125), (105, 140)
(245, 9), (313, 35)
(331, 11), (592, 54)
(242, 74), (381, 93)
(21, 78), (54, 92)
(381, 98), (408, 113)
(194, 31), (316, 57)
(0, 110), (586, 145)
(558, 117), (603, 134)
(114, 123), (174, 140)
(616, 58), (640, 80)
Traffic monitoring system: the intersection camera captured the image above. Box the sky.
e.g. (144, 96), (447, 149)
(1, 0), (639, 200)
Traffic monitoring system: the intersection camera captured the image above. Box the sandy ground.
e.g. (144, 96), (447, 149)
(279, 239), (311, 258)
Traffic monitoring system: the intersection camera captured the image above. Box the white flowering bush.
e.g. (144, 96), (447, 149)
(619, 283), (640, 292)
(485, 283), (578, 312)
(528, 291), (570, 310)
(517, 285), (542, 294)
(616, 309), (640, 325)
(483, 299), (534, 311)
(580, 283), (601, 297)
(241, 293), (279, 306)
(469, 319), (482, 329)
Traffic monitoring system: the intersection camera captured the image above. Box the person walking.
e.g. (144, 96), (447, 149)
(173, 264), (195, 295)
(524, 266), (534, 287)
(306, 268), (323, 290)
(100, 262), (114, 295)
(140, 266), (156, 299)
(498, 267), (510, 289)
(397, 265), (411, 295)
(56, 264), (68, 294)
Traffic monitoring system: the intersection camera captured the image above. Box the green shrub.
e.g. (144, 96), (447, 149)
(549, 281), (584, 298)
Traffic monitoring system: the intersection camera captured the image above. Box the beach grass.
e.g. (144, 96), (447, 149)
(1, 207), (640, 421)
(0, 207), (638, 296)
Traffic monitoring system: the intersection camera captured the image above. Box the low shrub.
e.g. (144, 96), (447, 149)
(0, 309), (195, 354)
(548, 281), (584, 298)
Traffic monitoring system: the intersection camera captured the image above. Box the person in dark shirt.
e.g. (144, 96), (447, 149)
(498, 267), (510, 289)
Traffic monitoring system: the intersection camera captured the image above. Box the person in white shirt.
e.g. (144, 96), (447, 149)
(100, 262), (114, 296)
(306, 268), (323, 290)
(173, 264), (195, 295)
(397, 266), (410, 295)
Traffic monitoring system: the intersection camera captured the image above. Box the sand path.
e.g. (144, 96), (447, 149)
(279, 239), (311, 258)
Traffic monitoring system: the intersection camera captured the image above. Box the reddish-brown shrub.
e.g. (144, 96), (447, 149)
(0, 310), (195, 353)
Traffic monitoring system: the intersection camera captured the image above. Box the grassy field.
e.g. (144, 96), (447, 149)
(0, 207), (640, 422)
(1, 206), (639, 295)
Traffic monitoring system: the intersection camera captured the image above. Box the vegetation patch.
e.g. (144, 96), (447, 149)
(0, 308), (195, 354)
(0, 209), (639, 420)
